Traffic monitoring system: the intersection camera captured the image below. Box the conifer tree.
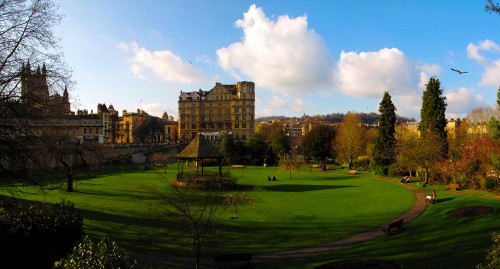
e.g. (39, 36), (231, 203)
(419, 77), (448, 157)
(488, 86), (500, 140)
(372, 91), (397, 175)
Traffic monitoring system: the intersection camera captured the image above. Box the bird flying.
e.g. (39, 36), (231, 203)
(451, 68), (468, 74)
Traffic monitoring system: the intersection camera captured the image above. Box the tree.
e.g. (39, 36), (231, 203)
(279, 155), (306, 180)
(419, 77), (448, 158)
(372, 91), (397, 175)
(270, 128), (291, 160)
(301, 124), (335, 164)
(133, 116), (165, 143)
(489, 87), (500, 140)
(438, 135), (500, 188)
(486, 0), (500, 14)
(150, 187), (226, 269)
(225, 192), (255, 219)
(218, 132), (237, 164)
(150, 152), (174, 174)
(0, 0), (71, 182)
(335, 112), (364, 168)
(397, 132), (446, 184)
(55, 138), (103, 192)
(245, 132), (267, 164)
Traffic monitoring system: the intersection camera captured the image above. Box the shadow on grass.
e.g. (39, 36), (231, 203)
(436, 197), (454, 203)
(262, 184), (355, 192)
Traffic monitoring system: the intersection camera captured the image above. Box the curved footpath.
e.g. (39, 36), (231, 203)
(253, 179), (428, 262)
(160, 179), (428, 267)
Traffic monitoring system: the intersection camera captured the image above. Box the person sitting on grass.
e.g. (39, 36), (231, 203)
(426, 190), (437, 204)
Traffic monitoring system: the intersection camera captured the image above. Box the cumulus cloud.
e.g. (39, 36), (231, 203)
(445, 88), (483, 118)
(467, 40), (500, 86)
(119, 41), (205, 84)
(336, 48), (440, 98)
(217, 4), (333, 96)
(137, 103), (171, 118)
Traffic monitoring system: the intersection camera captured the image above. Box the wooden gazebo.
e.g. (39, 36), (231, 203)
(176, 133), (224, 180)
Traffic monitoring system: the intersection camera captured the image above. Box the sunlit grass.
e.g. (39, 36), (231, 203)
(1, 165), (497, 268)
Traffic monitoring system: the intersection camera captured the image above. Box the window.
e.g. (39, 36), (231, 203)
(83, 128), (87, 134)
(192, 123), (196, 129)
(96, 128), (99, 134)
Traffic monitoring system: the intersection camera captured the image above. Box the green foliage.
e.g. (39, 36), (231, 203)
(484, 177), (496, 190)
(301, 124), (335, 161)
(387, 163), (406, 178)
(477, 232), (500, 269)
(373, 91), (397, 174)
(270, 128), (291, 158)
(488, 87), (500, 140)
(218, 132), (237, 164)
(245, 132), (267, 164)
(54, 236), (138, 269)
(419, 77), (448, 157)
(0, 199), (83, 269)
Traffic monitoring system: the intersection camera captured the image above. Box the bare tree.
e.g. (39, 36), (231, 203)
(0, 0), (71, 183)
(225, 192), (255, 219)
(279, 156), (306, 180)
(54, 138), (103, 192)
(467, 106), (499, 125)
(486, 0), (500, 14)
(150, 186), (226, 269)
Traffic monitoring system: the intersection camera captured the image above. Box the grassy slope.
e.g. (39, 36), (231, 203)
(2, 165), (498, 268)
(0, 165), (414, 257)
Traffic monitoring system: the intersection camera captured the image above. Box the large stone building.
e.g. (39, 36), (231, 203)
(178, 82), (255, 141)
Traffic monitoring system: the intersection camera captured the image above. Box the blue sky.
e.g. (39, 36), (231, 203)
(53, 0), (500, 120)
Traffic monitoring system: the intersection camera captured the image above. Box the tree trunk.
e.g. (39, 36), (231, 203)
(67, 173), (74, 192)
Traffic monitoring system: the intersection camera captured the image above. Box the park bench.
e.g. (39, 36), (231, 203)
(382, 219), (404, 235)
(215, 253), (252, 268)
(447, 183), (459, 191)
(231, 165), (246, 168)
(347, 170), (357, 175)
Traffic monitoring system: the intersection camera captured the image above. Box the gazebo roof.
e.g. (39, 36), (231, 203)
(176, 133), (224, 159)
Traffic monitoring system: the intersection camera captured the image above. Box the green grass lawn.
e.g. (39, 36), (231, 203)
(1, 165), (498, 269)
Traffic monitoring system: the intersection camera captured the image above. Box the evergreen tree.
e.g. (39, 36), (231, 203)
(419, 77), (448, 157)
(372, 91), (397, 175)
(488, 86), (500, 140)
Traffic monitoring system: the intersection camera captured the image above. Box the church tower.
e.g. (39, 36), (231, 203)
(21, 61), (49, 107)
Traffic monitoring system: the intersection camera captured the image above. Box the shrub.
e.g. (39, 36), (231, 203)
(0, 199), (83, 269)
(371, 164), (387, 176)
(484, 177), (497, 190)
(54, 236), (139, 269)
(477, 232), (499, 269)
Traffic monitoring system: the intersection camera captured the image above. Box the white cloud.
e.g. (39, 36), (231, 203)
(119, 41), (205, 84)
(481, 60), (500, 86)
(139, 102), (175, 118)
(336, 48), (440, 98)
(445, 88), (483, 118)
(217, 4), (333, 96)
(467, 40), (500, 86)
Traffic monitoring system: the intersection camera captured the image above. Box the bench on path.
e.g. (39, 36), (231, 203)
(215, 253), (252, 268)
(447, 183), (459, 191)
(347, 170), (357, 175)
(382, 219), (404, 236)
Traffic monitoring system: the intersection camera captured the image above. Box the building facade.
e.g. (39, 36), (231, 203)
(178, 82), (255, 141)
